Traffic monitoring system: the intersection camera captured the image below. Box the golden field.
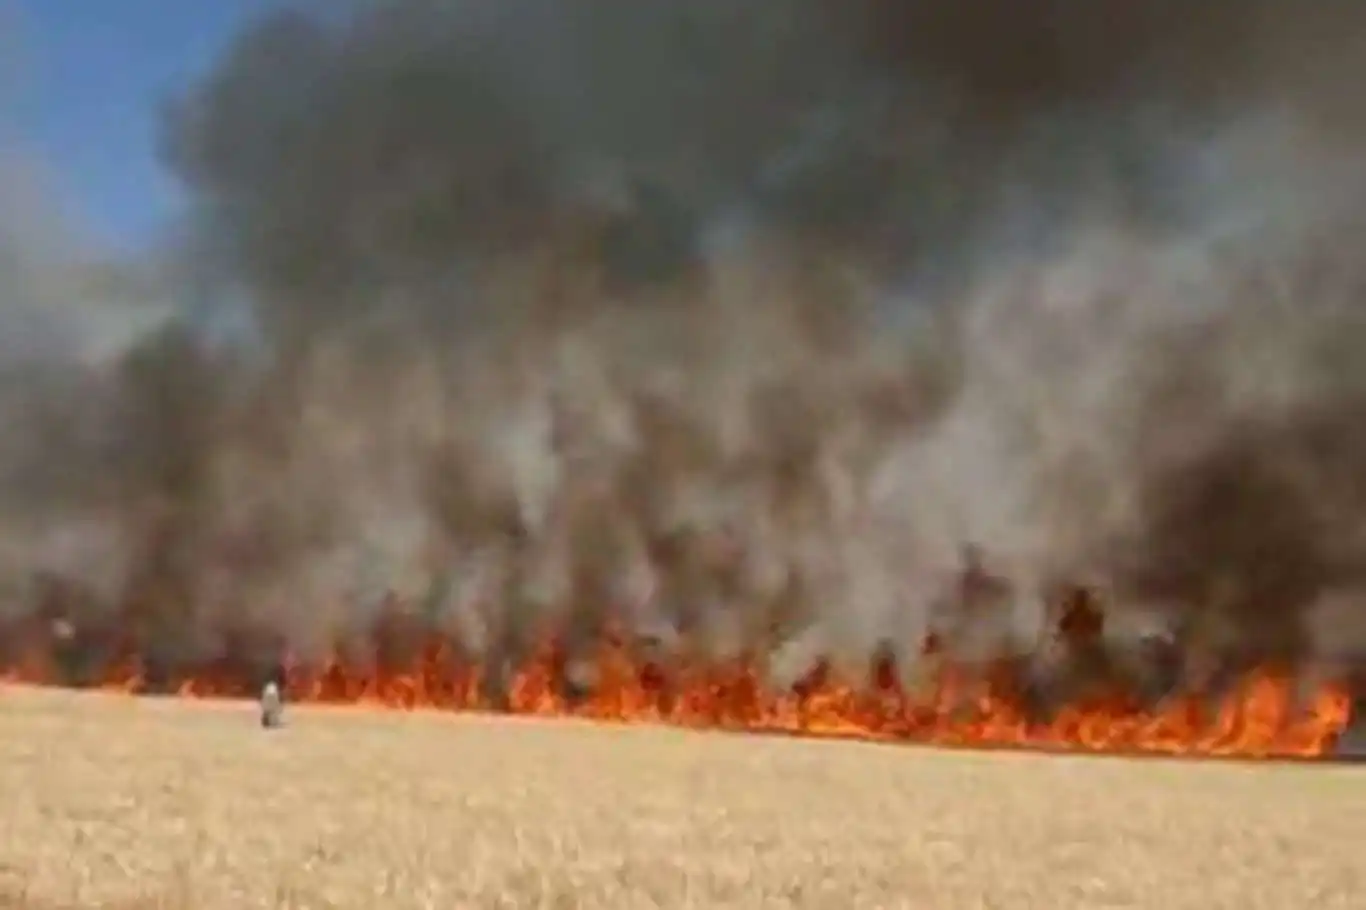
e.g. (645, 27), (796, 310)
(0, 686), (1362, 909)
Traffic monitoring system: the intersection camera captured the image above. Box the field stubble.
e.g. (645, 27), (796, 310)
(0, 687), (1362, 909)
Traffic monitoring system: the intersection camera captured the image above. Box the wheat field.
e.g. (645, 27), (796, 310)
(0, 687), (1362, 909)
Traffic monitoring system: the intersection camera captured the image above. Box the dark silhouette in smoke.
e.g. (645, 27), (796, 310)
(3, 0), (1366, 727)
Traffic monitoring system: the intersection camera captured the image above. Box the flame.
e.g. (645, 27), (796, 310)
(1, 619), (1353, 759)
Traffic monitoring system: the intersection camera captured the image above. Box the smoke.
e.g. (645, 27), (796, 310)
(7, 0), (1366, 710)
(0, 145), (175, 634)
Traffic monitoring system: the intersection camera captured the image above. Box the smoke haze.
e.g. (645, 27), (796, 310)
(6, 0), (1366, 710)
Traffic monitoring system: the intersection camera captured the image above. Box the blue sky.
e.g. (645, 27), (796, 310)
(6, 1), (283, 251)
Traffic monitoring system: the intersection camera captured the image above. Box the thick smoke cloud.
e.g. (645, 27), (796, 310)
(0, 146), (175, 656)
(7, 0), (1366, 711)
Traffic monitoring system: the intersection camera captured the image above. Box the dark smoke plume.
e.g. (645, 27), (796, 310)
(6, 0), (1366, 711)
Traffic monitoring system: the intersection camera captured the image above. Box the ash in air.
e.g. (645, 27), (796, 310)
(2, 1), (1366, 714)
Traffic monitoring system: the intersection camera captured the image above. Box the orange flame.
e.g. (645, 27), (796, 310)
(3, 629), (1353, 759)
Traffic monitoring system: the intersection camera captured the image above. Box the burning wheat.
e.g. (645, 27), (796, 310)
(0, 623), (1355, 759)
